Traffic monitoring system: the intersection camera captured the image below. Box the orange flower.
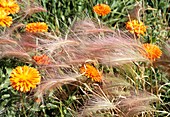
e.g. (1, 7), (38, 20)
(0, 9), (12, 27)
(80, 63), (102, 82)
(32, 54), (51, 65)
(10, 66), (41, 92)
(93, 4), (111, 16)
(126, 20), (146, 37)
(142, 43), (162, 61)
(25, 22), (48, 33)
(35, 97), (41, 103)
(0, 0), (20, 14)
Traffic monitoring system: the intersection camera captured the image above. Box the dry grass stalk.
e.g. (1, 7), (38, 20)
(154, 40), (170, 75)
(102, 74), (132, 97)
(0, 43), (32, 61)
(66, 19), (147, 65)
(117, 91), (159, 117)
(34, 19), (147, 67)
(24, 7), (47, 16)
(78, 96), (117, 117)
(0, 38), (18, 45)
(35, 75), (77, 95)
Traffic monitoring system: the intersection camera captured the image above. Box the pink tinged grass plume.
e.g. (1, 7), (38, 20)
(35, 19), (147, 67)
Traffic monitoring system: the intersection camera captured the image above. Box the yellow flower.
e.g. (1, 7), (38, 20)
(80, 63), (102, 82)
(93, 4), (111, 16)
(126, 20), (147, 37)
(0, 0), (20, 14)
(25, 22), (48, 33)
(32, 54), (51, 65)
(142, 43), (162, 61)
(0, 9), (12, 27)
(10, 66), (41, 92)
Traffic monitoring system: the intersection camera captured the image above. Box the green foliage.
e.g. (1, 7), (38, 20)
(143, 0), (170, 43)
(33, 0), (136, 31)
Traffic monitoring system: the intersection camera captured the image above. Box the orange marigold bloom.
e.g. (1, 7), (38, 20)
(93, 4), (111, 16)
(80, 63), (102, 82)
(142, 43), (162, 61)
(26, 22), (48, 33)
(10, 66), (41, 92)
(126, 20), (147, 37)
(0, 0), (20, 14)
(0, 9), (12, 27)
(32, 54), (51, 65)
(35, 97), (41, 103)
